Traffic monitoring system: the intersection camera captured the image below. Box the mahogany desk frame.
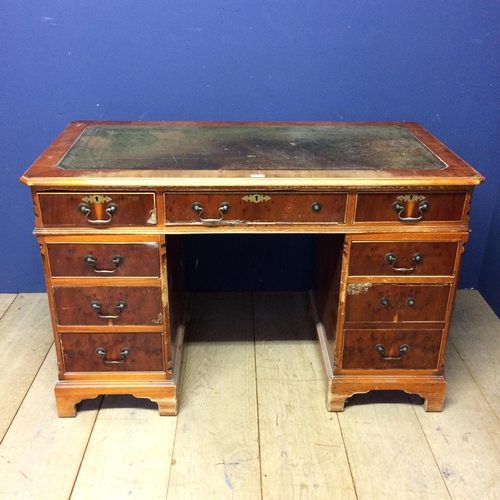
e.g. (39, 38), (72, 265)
(20, 121), (484, 416)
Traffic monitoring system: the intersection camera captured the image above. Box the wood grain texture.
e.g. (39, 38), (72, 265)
(407, 289), (500, 499)
(70, 395), (177, 500)
(46, 242), (160, 278)
(258, 379), (356, 500)
(0, 346), (100, 499)
(344, 283), (451, 323)
(254, 292), (356, 499)
(354, 191), (468, 223)
(338, 392), (451, 500)
(165, 192), (347, 224)
(167, 293), (261, 500)
(413, 343), (500, 499)
(341, 328), (443, 370)
(348, 240), (459, 277)
(0, 290), (499, 499)
(60, 332), (165, 372)
(38, 192), (156, 227)
(15, 119), (488, 496)
(253, 292), (323, 381)
(20, 121), (484, 187)
(54, 379), (177, 417)
(0, 293), (54, 440)
(450, 289), (500, 417)
(53, 285), (163, 327)
(0, 294), (16, 318)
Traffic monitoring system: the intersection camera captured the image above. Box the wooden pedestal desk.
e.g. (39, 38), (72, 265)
(20, 121), (484, 416)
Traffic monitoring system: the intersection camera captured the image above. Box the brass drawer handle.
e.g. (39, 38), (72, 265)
(374, 344), (409, 361)
(78, 202), (119, 224)
(392, 200), (430, 222)
(191, 201), (231, 222)
(385, 252), (423, 272)
(84, 255), (124, 274)
(95, 347), (131, 365)
(90, 300), (127, 319)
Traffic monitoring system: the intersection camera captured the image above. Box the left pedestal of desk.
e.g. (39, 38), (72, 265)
(31, 189), (184, 417)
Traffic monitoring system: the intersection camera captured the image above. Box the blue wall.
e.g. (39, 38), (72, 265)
(1, 1), (499, 304)
(478, 183), (500, 313)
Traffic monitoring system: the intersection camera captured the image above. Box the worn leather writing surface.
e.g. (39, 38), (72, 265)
(58, 125), (446, 171)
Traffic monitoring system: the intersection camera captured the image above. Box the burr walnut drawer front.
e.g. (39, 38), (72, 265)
(53, 286), (163, 326)
(344, 283), (451, 323)
(60, 332), (164, 372)
(348, 240), (459, 276)
(354, 191), (467, 224)
(164, 192), (347, 223)
(38, 192), (157, 227)
(47, 243), (160, 278)
(341, 329), (443, 370)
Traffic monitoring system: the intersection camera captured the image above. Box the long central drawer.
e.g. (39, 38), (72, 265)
(164, 192), (347, 223)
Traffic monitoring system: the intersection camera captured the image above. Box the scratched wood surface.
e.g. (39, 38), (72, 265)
(0, 346), (100, 500)
(254, 292), (356, 499)
(166, 293), (261, 499)
(0, 294), (55, 440)
(0, 294), (16, 317)
(338, 391), (452, 500)
(0, 290), (498, 499)
(70, 394), (177, 500)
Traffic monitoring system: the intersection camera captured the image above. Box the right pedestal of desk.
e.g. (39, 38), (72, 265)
(312, 190), (472, 411)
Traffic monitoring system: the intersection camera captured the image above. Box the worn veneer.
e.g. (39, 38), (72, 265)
(20, 121), (483, 416)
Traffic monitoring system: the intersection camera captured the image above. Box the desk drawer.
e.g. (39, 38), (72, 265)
(355, 191), (467, 224)
(60, 332), (164, 372)
(164, 192), (347, 224)
(53, 286), (163, 326)
(342, 329), (442, 370)
(348, 240), (458, 276)
(38, 192), (157, 227)
(47, 243), (160, 278)
(345, 283), (451, 323)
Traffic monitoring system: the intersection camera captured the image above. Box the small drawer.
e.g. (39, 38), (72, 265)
(38, 192), (157, 227)
(164, 192), (347, 224)
(342, 329), (442, 370)
(53, 286), (163, 326)
(345, 283), (451, 323)
(60, 332), (164, 372)
(348, 240), (458, 276)
(47, 243), (160, 278)
(355, 191), (467, 224)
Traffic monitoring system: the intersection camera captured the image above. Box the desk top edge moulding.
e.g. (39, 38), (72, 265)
(20, 121), (484, 416)
(20, 121), (484, 187)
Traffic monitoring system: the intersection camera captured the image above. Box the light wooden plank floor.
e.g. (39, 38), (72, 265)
(0, 290), (499, 500)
